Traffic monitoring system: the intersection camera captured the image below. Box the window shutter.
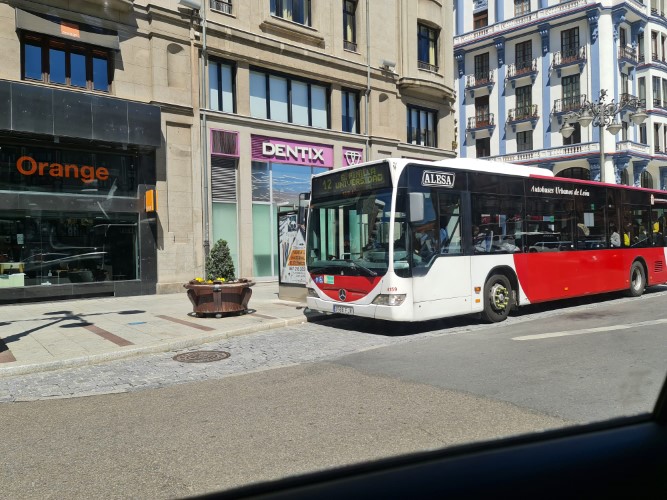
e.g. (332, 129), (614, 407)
(211, 156), (237, 202)
(211, 129), (239, 157)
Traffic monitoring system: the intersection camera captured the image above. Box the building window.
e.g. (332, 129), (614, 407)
(561, 27), (580, 59)
(562, 74), (580, 112)
(639, 77), (646, 104)
(21, 33), (112, 91)
(622, 120), (629, 142)
(343, 0), (357, 51)
(407, 105), (437, 147)
(210, 0), (232, 14)
(250, 70), (329, 128)
(514, 0), (530, 17)
(654, 76), (662, 107)
(517, 130), (533, 152)
(475, 137), (491, 158)
(641, 170), (654, 189)
(557, 167), (590, 181)
(474, 52), (490, 81)
(342, 89), (359, 133)
(475, 95), (490, 126)
(209, 59), (235, 113)
(640, 123), (647, 144)
(620, 169), (630, 186)
(271, 0), (311, 26)
(473, 10), (488, 30)
(418, 23), (439, 71)
(563, 123), (581, 145)
(515, 40), (532, 71)
(515, 84), (532, 118)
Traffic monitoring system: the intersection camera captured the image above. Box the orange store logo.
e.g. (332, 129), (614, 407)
(16, 156), (109, 184)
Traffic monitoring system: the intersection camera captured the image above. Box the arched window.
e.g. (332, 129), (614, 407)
(620, 169), (630, 186)
(641, 170), (654, 189)
(556, 167), (590, 180)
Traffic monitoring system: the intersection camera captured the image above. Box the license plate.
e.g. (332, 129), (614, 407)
(333, 305), (354, 315)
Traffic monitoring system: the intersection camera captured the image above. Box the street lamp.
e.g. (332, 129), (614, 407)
(559, 89), (647, 183)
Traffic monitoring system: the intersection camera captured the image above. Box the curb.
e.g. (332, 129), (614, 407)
(0, 312), (328, 380)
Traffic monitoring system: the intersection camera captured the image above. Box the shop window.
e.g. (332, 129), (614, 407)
(251, 161), (327, 278)
(418, 23), (439, 71)
(342, 89), (359, 133)
(211, 156), (239, 273)
(0, 211), (138, 288)
(21, 33), (112, 92)
(250, 69), (330, 129)
(271, 0), (311, 26)
(343, 0), (357, 51)
(407, 105), (437, 147)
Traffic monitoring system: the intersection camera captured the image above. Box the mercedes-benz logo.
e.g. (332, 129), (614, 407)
(338, 289), (347, 301)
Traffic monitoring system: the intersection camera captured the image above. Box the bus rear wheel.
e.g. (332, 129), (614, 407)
(626, 261), (646, 298)
(482, 274), (512, 323)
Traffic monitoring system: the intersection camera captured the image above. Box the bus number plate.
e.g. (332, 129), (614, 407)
(334, 305), (354, 315)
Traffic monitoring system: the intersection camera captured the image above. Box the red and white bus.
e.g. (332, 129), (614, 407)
(305, 158), (667, 322)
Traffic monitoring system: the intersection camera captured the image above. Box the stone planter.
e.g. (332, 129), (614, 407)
(184, 279), (255, 317)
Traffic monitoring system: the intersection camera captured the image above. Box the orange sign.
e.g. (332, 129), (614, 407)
(16, 156), (109, 184)
(60, 21), (80, 38)
(145, 189), (157, 212)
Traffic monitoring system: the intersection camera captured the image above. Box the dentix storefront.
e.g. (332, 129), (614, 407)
(0, 80), (161, 303)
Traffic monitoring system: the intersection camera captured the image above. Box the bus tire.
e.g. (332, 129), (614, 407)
(626, 261), (646, 298)
(482, 274), (512, 323)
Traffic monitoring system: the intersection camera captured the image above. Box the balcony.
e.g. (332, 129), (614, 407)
(552, 94), (587, 123)
(616, 141), (651, 155)
(467, 113), (495, 138)
(551, 46), (586, 76)
(489, 142), (601, 164)
(505, 59), (538, 88)
(418, 61), (439, 73)
(344, 40), (357, 52)
(465, 70), (495, 97)
(507, 104), (539, 131)
(619, 93), (642, 109)
(453, 0), (593, 47)
(618, 46), (638, 67)
(210, 0), (232, 14)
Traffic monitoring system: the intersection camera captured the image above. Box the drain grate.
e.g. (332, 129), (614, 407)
(173, 350), (231, 363)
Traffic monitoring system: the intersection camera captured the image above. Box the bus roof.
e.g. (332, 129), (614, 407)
(432, 157), (554, 178)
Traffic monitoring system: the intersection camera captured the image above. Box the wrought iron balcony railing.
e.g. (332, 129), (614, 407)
(508, 104), (538, 123)
(344, 40), (357, 52)
(467, 113), (495, 130)
(552, 46), (587, 68)
(618, 46), (638, 63)
(552, 94), (587, 114)
(418, 61), (439, 72)
(506, 59), (538, 83)
(465, 71), (494, 89)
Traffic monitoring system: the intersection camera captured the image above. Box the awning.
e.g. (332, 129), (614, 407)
(15, 9), (120, 51)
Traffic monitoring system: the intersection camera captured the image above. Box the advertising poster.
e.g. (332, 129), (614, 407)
(279, 212), (307, 285)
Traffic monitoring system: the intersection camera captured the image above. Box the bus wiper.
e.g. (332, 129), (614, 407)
(345, 259), (377, 276)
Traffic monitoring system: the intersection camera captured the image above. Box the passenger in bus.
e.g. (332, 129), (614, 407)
(623, 221), (633, 247)
(609, 223), (621, 248)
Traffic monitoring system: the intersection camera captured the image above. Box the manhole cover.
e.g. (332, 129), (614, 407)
(173, 350), (230, 363)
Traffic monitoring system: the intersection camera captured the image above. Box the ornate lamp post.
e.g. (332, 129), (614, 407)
(559, 90), (647, 183)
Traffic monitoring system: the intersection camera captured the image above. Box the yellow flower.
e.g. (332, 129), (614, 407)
(216, 277), (226, 282)
(195, 277), (204, 282)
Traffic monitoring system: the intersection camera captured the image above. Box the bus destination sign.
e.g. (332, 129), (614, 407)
(312, 163), (391, 198)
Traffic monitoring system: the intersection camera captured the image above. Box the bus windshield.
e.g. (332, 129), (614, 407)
(306, 188), (400, 277)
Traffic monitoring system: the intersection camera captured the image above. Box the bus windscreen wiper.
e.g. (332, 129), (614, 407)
(345, 259), (378, 276)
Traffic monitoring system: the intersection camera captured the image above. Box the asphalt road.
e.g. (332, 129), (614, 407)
(1, 288), (666, 498)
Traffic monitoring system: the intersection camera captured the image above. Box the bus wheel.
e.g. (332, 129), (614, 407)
(627, 261), (646, 298)
(482, 274), (512, 323)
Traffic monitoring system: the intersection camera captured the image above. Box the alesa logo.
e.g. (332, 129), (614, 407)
(421, 170), (455, 188)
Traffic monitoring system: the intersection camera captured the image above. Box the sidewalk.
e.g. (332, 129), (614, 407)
(0, 282), (317, 379)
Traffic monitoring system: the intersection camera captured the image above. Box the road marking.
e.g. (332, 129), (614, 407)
(512, 318), (667, 341)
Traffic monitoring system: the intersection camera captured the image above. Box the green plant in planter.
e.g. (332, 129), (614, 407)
(205, 239), (236, 282)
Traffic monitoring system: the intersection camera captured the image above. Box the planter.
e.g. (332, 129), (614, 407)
(184, 279), (255, 317)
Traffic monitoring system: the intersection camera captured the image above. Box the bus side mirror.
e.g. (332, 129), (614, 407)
(409, 193), (425, 222)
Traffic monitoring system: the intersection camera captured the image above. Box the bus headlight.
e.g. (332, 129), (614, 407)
(307, 288), (319, 298)
(372, 294), (406, 306)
